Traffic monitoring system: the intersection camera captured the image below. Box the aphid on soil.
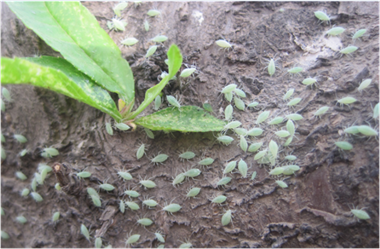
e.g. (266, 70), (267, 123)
(113, 2), (128, 17)
(144, 19), (149, 31)
(151, 35), (168, 43)
(225, 104), (233, 121)
(15, 171), (27, 181)
(87, 187), (99, 198)
(2, 87), (11, 102)
(221, 84), (237, 94)
(286, 119), (295, 136)
(287, 67), (303, 74)
(276, 180), (288, 188)
(314, 106), (329, 117)
(1, 231), (9, 240)
(123, 188), (139, 198)
(162, 203), (181, 214)
(139, 179), (156, 189)
(142, 199), (158, 208)
(337, 96), (357, 106)
(275, 130), (290, 138)
(179, 242), (193, 248)
(251, 171), (257, 180)
(340, 46), (358, 56)
(268, 117), (284, 125)
(144, 128), (155, 139)
(223, 161), (237, 174)
(41, 147), (59, 158)
(151, 154), (169, 165)
(283, 88), (294, 101)
(55, 183), (61, 191)
(121, 37), (139, 46)
(179, 151), (196, 160)
(238, 159), (248, 178)
(137, 218), (153, 227)
(30, 192), (43, 202)
(344, 125), (360, 135)
(19, 149), (28, 157)
(77, 171), (91, 179)
(248, 142), (263, 153)
(99, 183), (115, 191)
(221, 209), (233, 226)
(351, 208), (370, 220)
(224, 92), (233, 102)
(285, 155), (297, 161)
(147, 9), (161, 17)
(120, 199), (125, 213)
(16, 216), (27, 224)
(115, 123), (130, 131)
(254, 150), (267, 160)
(118, 170), (133, 181)
(283, 165), (300, 175)
(358, 79), (372, 92)
(186, 187), (201, 198)
(126, 201), (140, 211)
(287, 98), (302, 107)
(357, 125), (378, 136)
(248, 101), (259, 108)
(1, 133), (5, 143)
(302, 77), (318, 87)
(155, 232), (165, 243)
(90, 195), (101, 207)
(217, 177), (231, 186)
(239, 135), (248, 152)
(215, 39), (232, 49)
(107, 18), (127, 31)
(335, 141), (353, 150)
(31, 178), (37, 192)
(14, 134), (27, 143)
(172, 173), (186, 187)
(314, 10), (330, 24)
(95, 237), (102, 248)
(81, 224), (90, 241)
(126, 234), (141, 246)
(234, 97), (245, 111)
(374, 103), (379, 119)
(106, 122), (113, 135)
(256, 111), (270, 124)
(21, 188), (30, 197)
(145, 45), (158, 58)
(52, 212), (60, 222)
(269, 140), (279, 160)
(154, 95), (162, 110)
(198, 158), (214, 166)
(326, 27), (345, 36)
(234, 88), (246, 98)
(136, 143), (146, 160)
(286, 113), (303, 121)
(184, 168), (201, 178)
(352, 29), (367, 40)
(211, 195), (227, 204)
(167, 95), (181, 108)
(180, 68), (196, 78)
(267, 58), (276, 77)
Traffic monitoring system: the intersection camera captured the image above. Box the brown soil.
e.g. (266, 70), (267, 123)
(1, 1), (379, 248)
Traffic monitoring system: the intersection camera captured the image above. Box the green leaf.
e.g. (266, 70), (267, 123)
(135, 106), (226, 132)
(129, 44), (182, 119)
(7, 2), (134, 105)
(1, 56), (121, 121)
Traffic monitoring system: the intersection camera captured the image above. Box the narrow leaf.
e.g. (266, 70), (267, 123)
(7, 2), (134, 104)
(1, 56), (121, 121)
(135, 106), (226, 132)
(129, 44), (182, 119)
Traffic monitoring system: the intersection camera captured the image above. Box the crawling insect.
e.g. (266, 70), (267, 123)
(358, 79), (372, 92)
(234, 88), (246, 98)
(179, 151), (196, 161)
(287, 97), (302, 107)
(145, 45), (158, 58)
(276, 180), (288, 188)
(30, 192), (43, 202)
(238, 159), (248, 178)
(286, 119), (295, 136)
(248, 101), (259, 108)
(239, 135), (248, 152)
(155, 232), (165, 243)
(180, 68), (196, 78)
(142, 197), (158, 208)
(167, 95), (181, 109)
(302, 77), (318, 88)
(136, 143), (146, 160)
(234, 97), (245, 111)
(144, 128), (155, 139)
(172, 173), (186, 187)
(15, 171), (27, 181)
(314, 106), (329, 118)
(125, 234), (140, 246)
(286, 113), (303, 121)
(21, 188), (30, 197)
(124, 188), (140, 198)
(151, 153), (169, 165)
(99, 182), (115, 192)
(105, 122), (113, 135)
(76, 171), (91, 179)
(217, 177), (231, 187)
(221, 209), (233, 226)
(113, 2), (128, 17)
(248, 142), (263, 153)
(275, 130), (290, 138)
(268, 117), (284, 125)
(373, 103), (379, 119)
(186, 187), (201, 198)
(283, 88), (294, 101)
(107, 17), (127, 32)
(287, 67), (303, 75)
(352, 29), (367, 40)
(154, 95), (162, 110)
(139, 179), (156, 189)
(339, 46), (358, 56)
(256, 111), (270, 125)
(137, 217), (153, 227)
(2, 87), (12, 102)
(223, 161), (237, 174)
(351, 207), (370, 220)
(221, 84), (237, 94)
(357, 125), (378, 137)
(14, 134), (27, 143)
(184, 168), (202, 179)
(337, 96), (357, 107)
(144, 19), (149, 31)
(314, 10), (330, 24)
(16, 215), (27, 224)
(117, 170), (133, 181)
(95, 237), (102, 248)
(151, 35), (168, 43)
(198, 157), (214, 166)
(120, 199), (125, 213)
(246, 128), (264, 137)
(215, 39), (232, 50)
(234, 128), (247, 136)
(162, 203), (182, 214)
(125, 201), (140, 211)
(225, 104), (233, 121)
(41, 147), (59, 158)
(115, 123), (130, 131)
(326, 27), (345, 36)
(147, 9), (161, 17)
(81, 224), (90, 241)
(203, 102), (213, 113)
(52, 212), (60, 222)
(335, 141), (353, 151)
(211, 195), (227, 204)
(121, 37), (139, 47)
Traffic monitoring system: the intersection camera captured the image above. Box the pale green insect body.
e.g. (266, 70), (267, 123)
(167, 95), (181, 108)
(287, 67), (303, 74)
(143, 199), (158, 207)
(120, 200), (125, 213)
(106, 122), (113, 135)
(234, 88), (246, 98)
(81, 224), (90, 241)
(14, 134), (27, 143)
(221, 84), (237, 94)
(179, 151), (196, 160)
(113, 2), (128, 17)
(358, 79), (372, 92)
(198, 157), (214, 166)
(248, 101), (259, 108)
(234, 128), (247, 136)
(137, 218), (153, 226)
(251, 171), (257, 180)
(87, 187), (99, 198)
(269, 140), (279, 160)
(180, 68), (196, 78)
(163, 203), (181, 214)
(335, 141), (353, 150)
(211, 195), (227, 204)
(351, 209), (370, 220)
(221, 210), (232, 226)
(155, 232), (165, 243)
(357, 125), (378, 136)
(126, 201), (140, 211)
(144, 128), (155, 139)
(55, 183), (61, 191)
(326, 27), (345, 36)
(136, 143), (145, 160)
(16, 215), (27, 224)
(256, 111), (270, 124)
(224, 92), (233, 102)
(2, 87), (12, 102)
(146, 45), (158, 58)
(286, 119), (295, 136)
(337, 96), (357, 106)
(179, 242), (192, 248)
(109, 18), (127, 31)
(151, 35), (168, 43)
(373, 103), (379, 119)
(115, 123), (130, 131)
(16, 171), (27, 181)
(340, 46), (358, 55)
(154, 95), (162, 110)
(283, 89), (294, 101)
(285, 155), (297, 161)
(276, 180), (288, 188)
(151, 154), (169, 164)
(286, 113), (303, 121)
(275, 130), (290, 138)
(52, 212), (60, 222)
(144, 20), (149, 31)
(1, 231), (9, 240)
(42, 147), (59, 158)
(270, 167), (285, 175)
(302, 77), (317, 86)
(225, 104), (233, 120)
(268, 58), (275, 77)
(187, 187), (201, 198)
(95, 237), (102, 248)
(248, 142), (263, 152)
(147, 9), (161, 17)
(344, 125), (360, 135)
(268, 117), (284, 125)
(121, 37), (139, 46)
(173, 173), (186, 186)
(234, 97), (245, 111)
(21, 188), (30, 197)
(99, 183), (115, 191)
(314, 11), (330, 22)
(238, 159), (248, 177)
(352, 29), (367, 40)
(223, 161), (237, 174)
(314, 106), (329, 117)
(77, 171), (91, 179)
(140, 180), (156, 189)
(31, 192), (43, 202)
(215, 39), (232, 49)
(19, 149), (28, 157)
(126, 234), (141, 246)
(254, 150), (267, 160)
(217, 177), (231, 186)
(287, 98), (302, 107)
(203, 103), (213, 112)
(118, 171), (132, 181)
(184, 168), (201, 178)
(240, 135), (248, 152)
(124, 190), (140, 198)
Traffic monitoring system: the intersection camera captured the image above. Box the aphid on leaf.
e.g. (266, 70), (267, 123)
(251, 171), (257, 180)
(256, 111), (270, 124)
(340, 46), (358, 55)
(126, 201), (140, 211)
(147, 9), (161, 17)
(234, 88), (246, 98)
(358, 79), (372, 92)
(15, 171), (27, 181)
(276, 180), (288, 188)
(221, 209), (233, 226)
(234, 97), (245, 111)
(137, 218), (153, 227)
(115, 123), (130, 131)
(144, 19), (149, 31)
(352, 29), (367, 40)
(145, 45), (158, 58)
(314, 10), (330, 24)
(223, 161), (237, 174)
(113, 2), (128, 17)
(179, 151), (196, 160)
(81, 224), (90, 241)
(162, 203), (181, 214)
(126, 234), (140, 246)
(268, 117), (284, 125)
(221, 84), (237, 94)
(120, 199), (125, 213)
(172, 173), (186, 187)
(326, 27), (345, 36)
(247, 128), (263, 137)
(287, 67), (303, 74)
(286, 113), (303, 121)
(217, 177), (231, 186)
(167, 95), (181, 108)
(225, 104), (233, 120)
(21, 188), (30, 197)
(337, 96), (357, 106)
(351, 208), (370, 220)
(14, 134), (27, 143)
(287, 97), (302, 107)
(139, 179), (156, 189)
(238, 159), (248, 178)
(215, 39), (232, 49)
(239, 135), (248, 152)
(144, 128), (155, 139)
(52, 212), (60, 222)
(186, 187), (201, 198)
(314, 106), (329, 117)
(151, 35), (168, 43)
(198, 158), (214, 166)
(211, 195), (227, 204)
(16, 215), (27, 224)
(180, 68), (196, 78)
(108, 18), (127, 32)
(283, 88), (295, 101)
(136, 143), (146, 160)
(217, 135), (234, 146)
(357, 125), (378, 137)
(106, 122), (113, 135)
(30, 192), (43, 202)
(248, 142), (263, 152)
(151, 154), (169, 165)
(95, 237), (102, 248)
(335, 141), (353, 150)
(121, 37), (139, 46)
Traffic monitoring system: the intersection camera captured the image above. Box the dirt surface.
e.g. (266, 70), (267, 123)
(1, 1), (379, 248)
